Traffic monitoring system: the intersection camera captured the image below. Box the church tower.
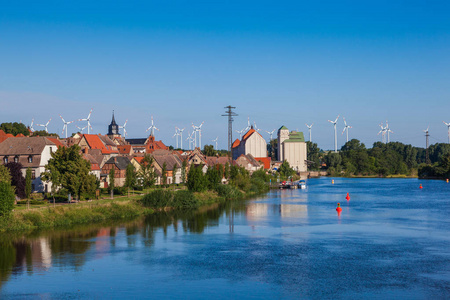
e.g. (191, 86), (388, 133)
(107, 111), (120, 137)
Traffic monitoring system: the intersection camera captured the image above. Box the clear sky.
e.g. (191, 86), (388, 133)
(1, 1), (449, 150)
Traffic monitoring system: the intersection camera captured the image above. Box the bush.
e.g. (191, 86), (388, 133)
(215, 184), (243, 199)
(249, 178), (269, 194)
(173, 190), (199, 208)
(0, 182), (15, 217)
(141, 190), (174, 208)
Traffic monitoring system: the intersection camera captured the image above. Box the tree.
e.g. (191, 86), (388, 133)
(162, 162), (167, 186)
(109, 167), (115, 192)
(31, 130), (59, 138)
(181, 160), (187, 183)
(5, 162), (26, 198)
(203, 144), (216, 156)
(187, 165), (207, 192)
(0, 182), (15, 217)
(25, 168), (32, 199)
(278, 161), (295, 178)
(172, 164), (178, 184)
(268, 139), (278, 160)
(205, 167), (220, 189)
(41, 145), (97, 200)
(0, 165), (11, 184)
(124, 164), (136, 189)
(0, 122), (30, 136)
(224, 162), (230, 179)
(306, 141), (321, 170)
(138, 154), (155, 188)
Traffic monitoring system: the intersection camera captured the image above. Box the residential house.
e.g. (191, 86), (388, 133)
(101, 156), (131, 188)
(235, 154), (263, 173)
(152, 153), (183, 184)
(0, 137), (61, 193)
(232, 127), (267, 160)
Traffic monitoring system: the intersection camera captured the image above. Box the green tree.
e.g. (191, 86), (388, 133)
(306, 141), (321, 170)
(278, 161), (295, 178)
(0, 182), (15, 217)
(5, 162), (26, 198)
(205, 167), (220, 189)
(181, 160), (187, 183)
(109, 167), (115, 192)
(0, 122), (30, 136)
(31, 130), (59, 138)
(162, 162), (167, 186)
(224, 162), (230, 179)
(203, 144), (216, 156)
(138, 154), (155, 188)
(124, 164), (136, 189)
(25, 168), (32, 199)
(268, 139), (278, 160)
(0, 165), (11, 184)
(41, 145), (97, 200)
(187, 165), (207, 192)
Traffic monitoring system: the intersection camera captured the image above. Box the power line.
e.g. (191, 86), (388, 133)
(222, 106), (238, 161)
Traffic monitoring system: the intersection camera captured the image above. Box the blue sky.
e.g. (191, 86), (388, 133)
(1, 1), (449, 150)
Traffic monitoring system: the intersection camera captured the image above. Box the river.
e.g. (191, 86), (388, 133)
(1, 178), (449, 299)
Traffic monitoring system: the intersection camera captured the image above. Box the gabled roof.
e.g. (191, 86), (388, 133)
(46, 137), (65, 148)
(153, 154), (181, 171)
(98, 134), (116, 146)
(232, 139), (240, 148)
(0, 137), (56, 155)
(235, 153), (261, 168)
(118, 145), (132, 154)
(126, 138), (148, 145)
(83, 134), (106, 151)
(103, 156), (131, 170)
(242, 129), (256, 140)
(205, 156), (229, 166)
(284, 131), (305, 143)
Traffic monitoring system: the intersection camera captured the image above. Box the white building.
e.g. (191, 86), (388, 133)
(277, 126), (308, 172)
(232, 128), (267, 160)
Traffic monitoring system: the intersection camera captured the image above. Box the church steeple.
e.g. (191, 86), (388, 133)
(108, 111), (119, 135)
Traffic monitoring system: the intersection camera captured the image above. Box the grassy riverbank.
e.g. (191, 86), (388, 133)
(0, 183), (269, 233)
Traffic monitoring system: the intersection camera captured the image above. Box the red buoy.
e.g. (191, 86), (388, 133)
(336, 203), (342, 212)
(346, 192), (350, 201)
(419, 184), (423, 189)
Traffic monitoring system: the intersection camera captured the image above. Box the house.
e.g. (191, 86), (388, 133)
(126, 135), (168, 154)
(101, 156), (131, 188)
(277, 126), (307, 172)
(0, 137), (61, 193)
(254, 157), (272, 170)
(235, 154), (263, 173)
(187, 148), (207, 167)
(152, 153), (183, 184)
(118, 145), (133, 156)
(0, 130), (14, 144)
(232, 127), (267, 160)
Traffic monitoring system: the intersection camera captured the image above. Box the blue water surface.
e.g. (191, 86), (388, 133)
(1, 178), (449, 299)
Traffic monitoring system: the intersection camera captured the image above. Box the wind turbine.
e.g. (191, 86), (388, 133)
(29, 119), (35, 132)
(265, 129), (275, 141)
(173, 127), (180, 149)
(178, 127), (185, 149)
(385, 120), (393, 143)
(76, 125), (87, 133)
(305, 123), (314, 142)
(328, 115), (339, 152)
(378, 122), (387, 143)
(186, 131), (195, 150)
(119, 119), (128, 137)
(146, 116), (159, 137)
(36, 118), (51, 133)
(192, 121), (204, 149)
(59, 114), (74, 138)
(443, 121), (450, 144)
(341, 118), (352, 143)
(78, 108), (93, 134)
(244, 116), (251, 132)
(212, 137), (218, 150)
(253, 121), (261, 132)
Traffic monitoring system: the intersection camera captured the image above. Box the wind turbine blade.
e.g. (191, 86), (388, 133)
(59, 115), (65, 123)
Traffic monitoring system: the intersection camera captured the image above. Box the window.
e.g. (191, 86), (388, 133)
(49, 147), (53, 154)
(14, 156), (18, 163)
(28, 156), (33, 163)
(3, 157), (7, 164)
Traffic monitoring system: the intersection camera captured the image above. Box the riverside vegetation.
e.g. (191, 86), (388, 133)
(0, 145), (274, 232)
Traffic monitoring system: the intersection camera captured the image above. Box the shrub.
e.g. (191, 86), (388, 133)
(141, 190), (174, 208)
(215, 184), (243, 199)
(173, 190), (199, 208)
(0, 182), (15, 217)
(249, 178), (269, 194)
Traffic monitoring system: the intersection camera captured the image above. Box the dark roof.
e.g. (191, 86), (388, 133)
(0, 137), (56, 155)
(126, 138), (148, 145)
(104, 156), (131, 170)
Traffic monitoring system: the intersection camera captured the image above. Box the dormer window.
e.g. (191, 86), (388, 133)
(3, 156), (8, 164)
(14, 156), (18, 163)
(28, 155), (33, 163)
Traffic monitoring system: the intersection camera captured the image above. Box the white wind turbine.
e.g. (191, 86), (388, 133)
(253, 121), (261, 132)
(443, 121), (450, 144)
(186, 131), (195, 150)
(265, 129), (275, 141)
(192, 121), (204, 149)
(385, 120), (393, 143)
(146, 116), (159, 137)
(328, 115), (339, 152)
(29, 119), (35, 132)
(78, 108), (93, 134)
(76, 125), (87, 133)
(236, 128), (245, 139)
(36, 118), (52, 133)
(342, 118), (352, 143)
(59, 114), (74, 138)
(178, 127), (185, 149)
(119, 119), (128, 137)
(305, 123), (314, 142)
(212, 137), (219, 150)
(244, 116), (251, 132)
(378, 122), (387, 143)
(173, 127), (181, 149)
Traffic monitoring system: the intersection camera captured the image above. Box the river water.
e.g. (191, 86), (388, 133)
(1, 178), (450, 299)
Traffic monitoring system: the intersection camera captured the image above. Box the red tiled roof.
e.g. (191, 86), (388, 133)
(118, 145), (132, 154)
(232, 139), (240, 148)
(46, 137), (65, 148)
(134, 157), (145, 164)
(255, 157), (271, 169)
(91, 163), (100, 171)
(242, 129), (255, 140)
(84, 134), (106, 150)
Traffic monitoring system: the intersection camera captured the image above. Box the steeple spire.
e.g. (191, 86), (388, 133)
(111, 110), (117, 125)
